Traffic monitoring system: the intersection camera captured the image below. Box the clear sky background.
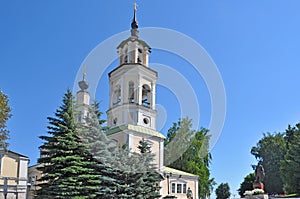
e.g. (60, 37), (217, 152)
(1, 1), (300, 198)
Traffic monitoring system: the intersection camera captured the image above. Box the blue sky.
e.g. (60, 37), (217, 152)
(1, 1), (300, 197)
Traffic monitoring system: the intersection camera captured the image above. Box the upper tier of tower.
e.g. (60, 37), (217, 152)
(117, 3), (151, 67)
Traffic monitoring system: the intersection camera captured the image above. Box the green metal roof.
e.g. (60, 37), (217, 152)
(163, 166), (198, 177)
(107, 124), (165, 139)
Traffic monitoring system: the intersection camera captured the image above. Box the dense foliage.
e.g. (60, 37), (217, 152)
(37, 90), (101, 198)
(251, 132), (286, 194)
(37, 90), (162, 198)
(97, 145), (161, 199)
(76, 100), (118, 198)
(0, 89), (12, 149)
(136, 138), (162, 198)
(164, 118), (215, 198)
(215, 183), (230, 199)
(249, 123), (300, 195)
(280, 124), (300, 194)
(238, 173), (255, 197)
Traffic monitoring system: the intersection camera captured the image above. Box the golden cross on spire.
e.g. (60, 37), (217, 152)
(83, 65), (87, 80)
(134, 2), (137, 11)
(131, 2), (139, 31)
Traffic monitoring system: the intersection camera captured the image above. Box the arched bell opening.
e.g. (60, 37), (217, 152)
(142, 84), (151, 108)
(128, 81), (135, 104)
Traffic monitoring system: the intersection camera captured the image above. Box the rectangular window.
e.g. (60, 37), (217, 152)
(177, 183), (182, 193)
(183, 184), (187, 193)
(171, 182), (187, 194)
(171, 183), (176, 193)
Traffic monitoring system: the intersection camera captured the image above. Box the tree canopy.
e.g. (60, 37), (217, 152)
(0, 89), (12, 149)
(251, 132), (286, 194)
(238, 173), (255, 197)
(37, 89), (101, 198)
(215, 183), (230, 199)
(249, 123), (300, 195)
(164, 118), (215, 198)
(280, 124), (300, 194)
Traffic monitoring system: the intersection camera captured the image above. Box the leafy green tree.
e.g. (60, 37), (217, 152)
(0, 90), (12, 149)
(284, 124), (296, 149)
(164, 118), (195, 167)
(215, 183), (230, 199)
(164, 118), (214, 198)
(36, 89), (101, 199)
(280, 124), (300, 194)
(238, 173), (255, 197)
(251, 132), (286, 194)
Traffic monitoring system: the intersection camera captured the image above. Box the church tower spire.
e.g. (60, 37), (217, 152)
(76, 66), (90, 123)
(131, 2), (139, 37)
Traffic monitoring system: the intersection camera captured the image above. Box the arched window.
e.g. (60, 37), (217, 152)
(113, 85), (121, 105)
(142, 84), (151, 108)
(128, 81), (135, 103)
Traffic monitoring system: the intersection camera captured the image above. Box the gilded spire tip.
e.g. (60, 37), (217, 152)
(131, 2), (138, 30)
(83, 65), (87, 81)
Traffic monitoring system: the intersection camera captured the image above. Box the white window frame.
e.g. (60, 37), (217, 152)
(171, 182), (187, 194)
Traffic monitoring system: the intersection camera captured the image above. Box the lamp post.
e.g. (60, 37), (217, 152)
(3, 177), (7, 199)
(164, 172), (172, 195)
(167, 174), (170, 195)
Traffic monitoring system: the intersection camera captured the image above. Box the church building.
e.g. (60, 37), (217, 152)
(76, 5), (199, 199)
(29, 5), (200, 199)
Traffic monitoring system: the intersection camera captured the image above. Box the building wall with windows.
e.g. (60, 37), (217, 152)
(0, 150), (29, 199)
(27, 164), (42, 199)
(160, 167), (199, 199)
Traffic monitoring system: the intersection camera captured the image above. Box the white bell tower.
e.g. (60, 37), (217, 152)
(106, 4), (164, 171)
(107, 4), (157, 131)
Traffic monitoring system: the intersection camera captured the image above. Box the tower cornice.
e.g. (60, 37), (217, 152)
(108, 63), (158, 78)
